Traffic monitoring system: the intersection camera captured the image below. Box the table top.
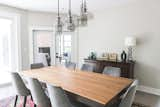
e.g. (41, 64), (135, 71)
(21, 66), (133, 105)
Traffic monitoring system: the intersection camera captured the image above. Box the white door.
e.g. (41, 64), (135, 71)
(55, 32), (78, 65)
(0, 13), (20, 85)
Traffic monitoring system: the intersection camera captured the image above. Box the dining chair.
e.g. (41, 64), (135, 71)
(31, 63), (44, 69)
(119, 80), (138, 107)
(65, 62), (76, 70)
(35, 53), (48, 66)
(11, 72), (31, 107)
(102, 66), (121, 77)
(81, 64), (96, 72)
(47, 84), (90, 107)
(27, 77), (51, 107)
(31, 63), (47, 88)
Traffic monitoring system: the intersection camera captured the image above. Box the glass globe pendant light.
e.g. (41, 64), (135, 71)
(80, 0), (88, 26)
(55, 0), (63, 34)
(67, 0), (76, 32)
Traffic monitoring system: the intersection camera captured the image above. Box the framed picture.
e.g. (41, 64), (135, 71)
(108, 53), (118, 61)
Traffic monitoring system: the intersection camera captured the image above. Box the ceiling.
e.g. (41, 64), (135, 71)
(0, 0), (136, 13)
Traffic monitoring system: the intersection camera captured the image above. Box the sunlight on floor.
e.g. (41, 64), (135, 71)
(0, 71), (11, 85)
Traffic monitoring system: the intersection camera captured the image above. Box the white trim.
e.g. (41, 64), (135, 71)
(29, 26), (55, 65)
(15, 13), (22, 72)
(138, 85), (160, 96)
(0, 11), (21, 72)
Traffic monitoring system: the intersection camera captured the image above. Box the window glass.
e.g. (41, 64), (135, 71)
(64, 35), (71, 41)
(64, 41), (71, 47)
(0, 18), (12, 70)
(0, 17), (13, 84)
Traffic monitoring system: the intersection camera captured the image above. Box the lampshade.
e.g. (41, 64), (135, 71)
(125, 36), (136, 47)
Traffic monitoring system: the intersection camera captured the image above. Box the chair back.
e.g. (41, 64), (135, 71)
(35, 53), (48, 66)
(10, 72), (30, 96)
(31, 63), (44, 69)
(81, 64), (96, 72)
(47, 84), (72, 107)
(27, 77), (50, 107)
(119, 80), (138, 107)
(65, 62), (76, 70)
(103, 66), (121, 77)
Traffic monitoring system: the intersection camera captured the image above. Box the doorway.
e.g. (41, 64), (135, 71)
(55, 32), (78, 65)
(30, 27), (78, 66)
(32, 29), (54, 66)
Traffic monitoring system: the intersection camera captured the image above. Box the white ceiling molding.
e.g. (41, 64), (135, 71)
(0, 0), (137, 13)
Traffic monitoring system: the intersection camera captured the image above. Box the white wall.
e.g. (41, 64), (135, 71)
(0, 4), (29, 70)
(78, 0), (160, 89)
(28, 11), (56, 27)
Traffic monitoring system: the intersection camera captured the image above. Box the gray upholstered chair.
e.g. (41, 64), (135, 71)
(11, 72), (31, 107)
(81, 64), (96, 72)
(31, 63), (44, 69)
(119, 80), (138, 107)
(27, 77), (51, 107)
(47, 84), (71, 107)
(47, 84), (89, 107)
(31, 63), (46, 88)
(65, 62), (76, 70)
(102, 66), (121, 77)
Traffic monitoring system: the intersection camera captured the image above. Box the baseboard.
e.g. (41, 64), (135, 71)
(138, 85), (160, 96)
(0, 83), (12, 88)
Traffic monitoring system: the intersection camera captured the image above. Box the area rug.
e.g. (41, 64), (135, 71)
(0, 96), (149, 107)
(0, 96), (35, 107)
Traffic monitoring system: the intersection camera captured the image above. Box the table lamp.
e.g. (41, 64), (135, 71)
(125, 36), (136, 61)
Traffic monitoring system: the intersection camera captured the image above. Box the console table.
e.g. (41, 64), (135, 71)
(84, 59), (135, 78)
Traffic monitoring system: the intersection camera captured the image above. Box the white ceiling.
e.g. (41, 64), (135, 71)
(0, 0), (136, 13)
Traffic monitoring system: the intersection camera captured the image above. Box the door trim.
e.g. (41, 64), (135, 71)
(0, 11), (21, 72)
(29, 26), (56, 65)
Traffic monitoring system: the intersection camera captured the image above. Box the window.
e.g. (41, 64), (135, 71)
(0, 13), (20, 85)
(0, 18), (12, 71)
(63, 34), (72, 53)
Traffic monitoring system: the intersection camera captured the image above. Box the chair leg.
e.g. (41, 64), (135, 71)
(31, 95), (33, 101)
(31, 95), (36, 107)
(14, 95), (18, 107)
(23, 96), (27, 107)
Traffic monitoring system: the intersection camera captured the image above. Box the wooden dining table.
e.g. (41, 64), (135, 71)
(20, 66), (133, 106)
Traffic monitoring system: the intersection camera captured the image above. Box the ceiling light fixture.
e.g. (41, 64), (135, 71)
(67, 0), (76, 32)
(55, 0), (89, 33)
(55, 0), (63, 34)
(80, 0), (88, 26)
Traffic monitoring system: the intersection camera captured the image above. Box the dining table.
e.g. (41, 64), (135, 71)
(20, 66), (133, 106)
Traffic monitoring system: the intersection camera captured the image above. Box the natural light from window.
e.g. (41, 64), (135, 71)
(0, 18), (12, 84)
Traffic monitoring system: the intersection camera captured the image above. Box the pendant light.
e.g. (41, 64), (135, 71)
(67, 0), (76, 32)
(55, 0), (63, 34)
(80, 0), (88, 26)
